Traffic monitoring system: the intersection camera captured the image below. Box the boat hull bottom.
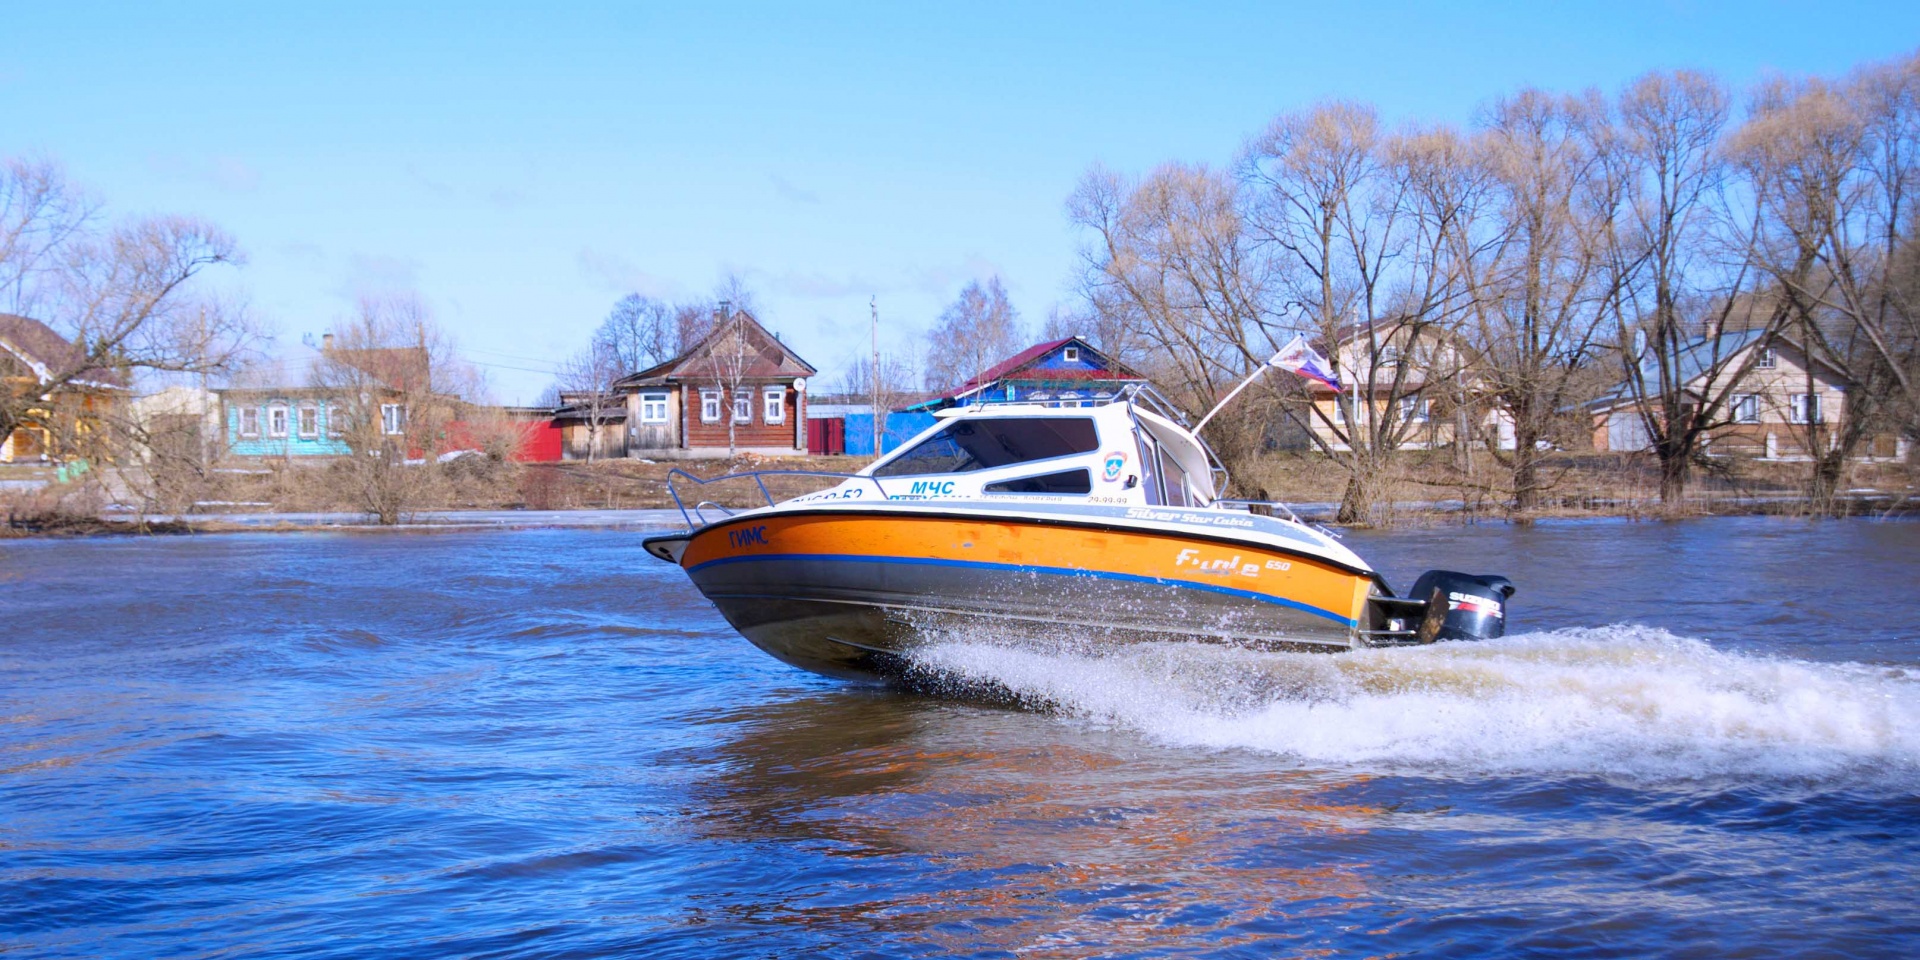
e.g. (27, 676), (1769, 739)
(707, 592), (1358, 683)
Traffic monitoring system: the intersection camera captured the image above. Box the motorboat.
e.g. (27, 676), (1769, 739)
(642, 386), (1514, 681)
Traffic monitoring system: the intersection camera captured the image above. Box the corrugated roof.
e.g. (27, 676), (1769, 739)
(1588, 328), (1773, 411)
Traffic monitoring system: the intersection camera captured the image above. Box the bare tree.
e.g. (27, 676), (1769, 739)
(1069, 162), (1299, 498)
(313, 294), (477, 524)
(832, 351), (918, 414)
(923, 277), (1025, 395)
(556, 339), (626, 462)
(0, 157), (254, 462)
(593, 294), (676, 373)
(1462, 89), (1626, 514)
(1734, 54), (1920, 512)
(691, 307), (757, 457)
(1600, 70), (1789, 506)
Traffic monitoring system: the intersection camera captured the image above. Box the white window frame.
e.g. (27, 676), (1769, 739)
(267, 404), (289, 438)
(732, 388), (753, 424)
(1063, 346), (1080, 363)
(381, 403), (405, 436)
(1755, 347), (1777, 369)
(1789, 393), (1820, 424)
(1400, 394), (1429, 423)
(639, 392), (669, 424)
(297, 405), (319, 438)
(326, 403), (343, 438)
(700, 389), (722, 423)
(239, 406), (260, 438)
(762, 386), (785, 424)
(1731, 394), (1760, 424)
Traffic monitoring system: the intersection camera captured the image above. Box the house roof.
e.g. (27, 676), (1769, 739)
(618, 310), (816, 386)
(0, 312), (128, 388)
(953, 336), (1146, 394)
(1587, 328), (1774, 412)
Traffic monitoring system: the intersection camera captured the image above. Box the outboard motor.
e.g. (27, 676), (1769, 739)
(1409, 570), (1516, 642)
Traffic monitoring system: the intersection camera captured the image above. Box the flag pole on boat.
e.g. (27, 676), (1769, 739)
(1192, 334), (1344, 435)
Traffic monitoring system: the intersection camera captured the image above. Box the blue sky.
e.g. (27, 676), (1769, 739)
(4, 2), (1915, 402)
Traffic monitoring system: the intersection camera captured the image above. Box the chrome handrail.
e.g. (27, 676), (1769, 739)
(1212, 498), (1303, 524)
(665, 468), (888, 529)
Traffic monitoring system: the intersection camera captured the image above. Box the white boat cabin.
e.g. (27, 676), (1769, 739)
(792, 401), (1219, 508)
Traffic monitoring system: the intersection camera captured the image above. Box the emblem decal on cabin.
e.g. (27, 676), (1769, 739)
(1102, 451), (1128, 482)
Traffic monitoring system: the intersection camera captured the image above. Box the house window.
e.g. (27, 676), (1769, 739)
(239, 407), (260, 437)
(298, 405), (319, 438)
(1731, 394), (1760, 424)
(1789, 393), (1820, 424)
(700, 390), (722, 423)
(733, 389), (753, 423)
(268, 404), (289, 438)
(1400, 395), (1428, 422)
(1380, 345), (1402, 367)
(1756, 347), (1777, 369)
(381, 403), (405, 435)
(1063, 346), (1080, 363)
(1332, 401), (1346, 425)
(640, 392), (669, 424)
(763, 387), (785, 424)
(327, 404), (343, 437)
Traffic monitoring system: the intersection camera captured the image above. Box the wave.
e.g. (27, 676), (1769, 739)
(906, 626), (1920, 783)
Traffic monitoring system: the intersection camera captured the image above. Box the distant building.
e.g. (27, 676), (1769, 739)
(1294, 322), (1515, 453)
(0, 312), (128, 463)
(912, 336), (1148, 412)
(1587, 329), (1906, 461)
(609, 309), (816, 459)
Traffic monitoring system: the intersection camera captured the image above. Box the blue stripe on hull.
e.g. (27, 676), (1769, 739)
(684, 552), (1357, 627)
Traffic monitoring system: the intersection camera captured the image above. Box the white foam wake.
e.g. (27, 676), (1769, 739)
(910, 626), (1920, 782)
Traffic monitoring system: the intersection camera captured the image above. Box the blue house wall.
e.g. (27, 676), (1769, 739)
(841, 411), (937, 456)
(223, 395), (353, 457)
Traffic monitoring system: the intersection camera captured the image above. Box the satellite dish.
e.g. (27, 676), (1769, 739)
(793, 377), (807, 392)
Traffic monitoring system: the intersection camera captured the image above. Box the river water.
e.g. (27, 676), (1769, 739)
(3, 518), (1917, 958)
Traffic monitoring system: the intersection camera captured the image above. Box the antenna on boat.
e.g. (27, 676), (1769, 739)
(870, 296), (882, 458)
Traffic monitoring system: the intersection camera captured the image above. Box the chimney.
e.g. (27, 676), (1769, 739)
(717, 299), (731, 322)
(321, 332), (334, 351)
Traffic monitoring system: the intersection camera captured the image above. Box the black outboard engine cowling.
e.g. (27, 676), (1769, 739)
(1409, 570), (1516, 642)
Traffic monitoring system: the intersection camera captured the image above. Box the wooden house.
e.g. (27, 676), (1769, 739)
(1587, 329), (1905, 461)
(1297, 322), (1514, 452)
(0, 312), (127, 463)
(913, 336), (1147, 411)
(610, 309), (816, 458)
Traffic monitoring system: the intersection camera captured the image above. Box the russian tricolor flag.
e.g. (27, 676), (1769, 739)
(1269, 334), (1343, 392)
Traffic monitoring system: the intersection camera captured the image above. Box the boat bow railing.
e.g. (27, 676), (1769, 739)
(665, 468), (887, 529)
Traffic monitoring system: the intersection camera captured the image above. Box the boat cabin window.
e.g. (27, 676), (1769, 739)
(983, 468), (1092, 495)
(873, 417), (1099, 477)
(1137, 432), (1193, 507)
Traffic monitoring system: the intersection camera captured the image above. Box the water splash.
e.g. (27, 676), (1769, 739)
(908, 626), (1920, 783)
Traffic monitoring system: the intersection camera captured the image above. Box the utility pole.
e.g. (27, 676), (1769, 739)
(870, 296), (882, 458)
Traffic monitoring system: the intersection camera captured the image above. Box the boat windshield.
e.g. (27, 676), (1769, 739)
(873, 417), (1099, 477)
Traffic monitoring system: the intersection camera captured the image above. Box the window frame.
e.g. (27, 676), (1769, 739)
(239, 406), (260, 438)
(267, 404), (289, 439)
(297, 404), (319, 439)
(762, 386), (786, 424)
(732, 388), (754, 424)
(1062, 346), (1080, 363)
(1755, 347), (1777, 369)
(872, 416), (1102, 479)
(1731, 394), (1760, 424)
(1399, 394), (1428, 423)
(1789, 393), (1820, 424)
(700, 389), (723, 423)
(326, 404), (343, 438)
(380, 403), (406, 436)
(639, 392), (669, 424)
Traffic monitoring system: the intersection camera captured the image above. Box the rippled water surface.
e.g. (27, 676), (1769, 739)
(3, 517), (1918, 958)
